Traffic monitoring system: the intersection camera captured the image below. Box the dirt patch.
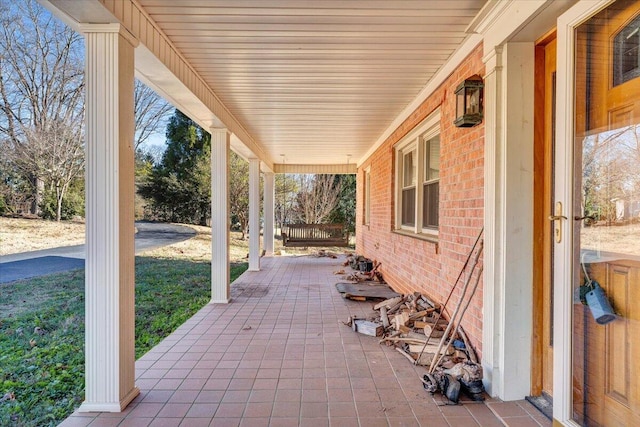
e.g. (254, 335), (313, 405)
(581, 222), (640, 256)
(0, 217), (85, 255)
(0, 217), (353, 262)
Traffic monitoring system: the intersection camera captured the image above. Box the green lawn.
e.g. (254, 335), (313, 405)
(0, 258), (247, 427)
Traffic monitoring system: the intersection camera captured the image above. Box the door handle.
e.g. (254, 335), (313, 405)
(549, 215), (568, 221)
(548, 202), (566, 243)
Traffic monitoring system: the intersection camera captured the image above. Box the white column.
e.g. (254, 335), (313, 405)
(79, 24), (138, 412)
(500, 42), (534, 401)
(263, 172), (275, 255)
(248, 158), (261, 270)
(482, 43), (535, 401)
(482, 45), (503, 399)
(210, 129), (231, 303)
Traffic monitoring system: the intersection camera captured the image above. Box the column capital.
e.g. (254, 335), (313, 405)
(210, 127), (231, 136)
(482, 45), (503, 76)
(79, 23), (139, 48)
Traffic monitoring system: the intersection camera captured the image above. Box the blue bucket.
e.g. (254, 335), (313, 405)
(585, 281), (617, 325)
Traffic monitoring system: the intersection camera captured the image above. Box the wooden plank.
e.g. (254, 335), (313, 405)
(353, 320), (383, 337)
(335, 283), (401, 300)
(374, 296), (402, 310)
(407, 343), (454, 355)
(414, 352), (435, 366)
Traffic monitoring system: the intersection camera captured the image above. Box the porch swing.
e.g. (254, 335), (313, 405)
(281, 223), (349, 247)
(279, 167), (349, 248)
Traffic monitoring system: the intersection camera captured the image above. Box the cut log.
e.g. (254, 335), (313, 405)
(404, 331), (430, 341)
(353, 320), (383, 337)
(374, 296), (402, 311)
(408, 309), (433, 320)
(387, 297), (407, 314)
(398, 324), (411, 334)
(422, 316), (448, 326)
(380, 306), (390, 329)
(392, 312), (410, 330)
(414, 352), (435, 366)
(423, 325), (445, 338)
(421, 295), (439, 309)
(406, 343), (454, 355)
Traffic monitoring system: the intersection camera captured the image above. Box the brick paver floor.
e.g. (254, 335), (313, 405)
(59, 255), (550, 427)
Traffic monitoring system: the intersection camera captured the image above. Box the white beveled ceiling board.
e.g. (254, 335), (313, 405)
(43, 0), (488, 167)
(134, 0), (487, 166)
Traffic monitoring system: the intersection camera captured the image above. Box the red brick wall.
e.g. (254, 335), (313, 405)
(356, 44), (485, 357)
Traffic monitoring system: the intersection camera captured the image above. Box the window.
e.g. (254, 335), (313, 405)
(613, 13), (640, 87)
(395, 109), (441, 236)
(401, 149), (416, 226)
(422, 136), (440, 229)
(363, 168), (371, 225)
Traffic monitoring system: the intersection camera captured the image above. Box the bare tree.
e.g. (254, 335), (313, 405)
(275, 174), (298, 229)
(134, 80), (172, 151)
(22, 123), (84, 221)
(229, 152), (250, 239)
(0, 0), (84, 219)
(581, 127), (638, 222)
(293, 174), (341, 224)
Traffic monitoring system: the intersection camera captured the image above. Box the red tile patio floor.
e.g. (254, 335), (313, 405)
(59, 254), (550, 427)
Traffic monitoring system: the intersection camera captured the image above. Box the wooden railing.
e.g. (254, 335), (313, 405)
(281, 223), (349, 247)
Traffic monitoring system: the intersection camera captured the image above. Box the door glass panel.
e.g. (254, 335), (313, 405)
(573, 2), (640, 425)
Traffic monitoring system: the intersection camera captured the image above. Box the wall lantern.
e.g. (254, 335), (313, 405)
(454, 75), (484, 127)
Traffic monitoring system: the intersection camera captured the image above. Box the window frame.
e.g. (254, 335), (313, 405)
(363, 167), (371, 226)
(394, 109), (441, 236)
(399, 146), (417, 228)
(422, 134), (440, 232)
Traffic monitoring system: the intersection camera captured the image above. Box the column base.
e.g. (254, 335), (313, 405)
(78, 386), (140, 413)
(210, 298), (231, 304)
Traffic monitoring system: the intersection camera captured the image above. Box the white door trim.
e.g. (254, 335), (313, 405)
(553, 1), (616, 424)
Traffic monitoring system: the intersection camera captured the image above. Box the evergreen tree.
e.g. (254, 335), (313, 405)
(138, 110), (211, 225)
(328, 174), (356, 233)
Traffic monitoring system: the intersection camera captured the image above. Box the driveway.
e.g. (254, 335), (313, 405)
(0, 222), (196, 284)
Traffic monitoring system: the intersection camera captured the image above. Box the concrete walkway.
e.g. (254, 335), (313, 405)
(0, 222), (195, 283)
(59, 255), (550, 427)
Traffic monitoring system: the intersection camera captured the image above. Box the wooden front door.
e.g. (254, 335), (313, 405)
(572, 1), (640, 425)
(532, 33), (557, 402)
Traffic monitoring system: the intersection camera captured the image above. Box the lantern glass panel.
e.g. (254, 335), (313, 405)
(456, 88), (465, 119)
(468, 87), (480, 114)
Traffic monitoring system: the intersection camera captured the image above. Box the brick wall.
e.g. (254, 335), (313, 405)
(356, 44), (485, 357)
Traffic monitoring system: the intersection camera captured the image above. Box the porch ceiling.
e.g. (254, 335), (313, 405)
(137, 0), (486, 166)
(46, 0), (488, 167)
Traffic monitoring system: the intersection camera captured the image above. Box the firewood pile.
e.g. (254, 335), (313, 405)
(345, 292), (475, 365)
(341, 254), (384, 283)
(344, 292), (485, 404)
(342, 231), (486, 404)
